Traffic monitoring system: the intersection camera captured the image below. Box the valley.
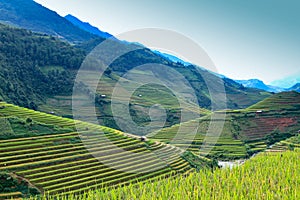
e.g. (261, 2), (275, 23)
(0, 0), (299, 199)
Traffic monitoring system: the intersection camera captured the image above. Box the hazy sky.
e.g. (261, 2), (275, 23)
(34, 0), (300, 84)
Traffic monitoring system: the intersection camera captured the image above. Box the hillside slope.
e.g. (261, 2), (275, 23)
(249, 91), (300, 111)
(41, 151), (299, 200)
(149, 91), (300, 160)
(0, 23), (85, 108)
(0, 23), (271, 132)
(0, 102), (213, 197)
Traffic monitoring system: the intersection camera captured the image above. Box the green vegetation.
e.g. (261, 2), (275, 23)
(0, 102), (206, 198)
(25, 151), (299, 200)
(269, 134), (300, 152)
(0, 117), (73, 140)
(0, 21), (270, 131)
(0, 23), (85, 109)
(150, 92), (300, 160)
(249, 91), (300, 111)
(149, 115), (250, 160)
(0, 2), (298, 199)
(0, 172), (40, 198)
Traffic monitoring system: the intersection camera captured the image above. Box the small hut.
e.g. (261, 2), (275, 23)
(140, 136), (147, 141)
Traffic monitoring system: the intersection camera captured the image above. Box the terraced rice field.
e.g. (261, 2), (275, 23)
(149, 116), (249, 160)
(0, 192), (22, 200)
(267, 134), (300, 152)
(30, 151), (300, 200)
(249, 91), (300, 111)
(0, 102), (195, 197)
(149, 92), (300, 160)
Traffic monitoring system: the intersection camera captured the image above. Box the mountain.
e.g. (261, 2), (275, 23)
(65, 14), (113, 39)
(0, 0), (272, 131)
(153, 50), (226, 79)
(270, 73), (300, 88)
(153, 50), (191, 66)
(235, 79), (284, 93)
(288, 83), (300, 92)
(0, 23), (271, 131)
(0, 0), (99, 43)
(236, 79), (300, 93)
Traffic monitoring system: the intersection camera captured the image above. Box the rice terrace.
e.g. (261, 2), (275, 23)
(0, 0), (300, 199)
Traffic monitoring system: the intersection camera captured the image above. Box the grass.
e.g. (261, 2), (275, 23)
(25, 151), (300, 200)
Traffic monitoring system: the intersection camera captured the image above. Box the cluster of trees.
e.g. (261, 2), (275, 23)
(0, 172), (40, 197)
(0, 24), (85, 108)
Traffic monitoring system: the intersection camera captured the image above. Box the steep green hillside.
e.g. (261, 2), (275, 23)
(0, 23), (85, 108)
(149, 92), (300, 160)
(0, 102), (213, 198)
(0, 23), (271, 132)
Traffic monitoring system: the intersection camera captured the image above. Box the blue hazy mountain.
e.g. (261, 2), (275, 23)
(235, 79), (284, 93)
(153, 50), (226, 79)
(288, 83), (300, 92)
(65, 14), (113, 39)
(270, 73), (300, 88)
(153, 50), (192, 66)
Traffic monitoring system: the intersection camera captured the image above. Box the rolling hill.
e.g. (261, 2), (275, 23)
(149, 91), (300, 160)
(0, 102), (213, 198)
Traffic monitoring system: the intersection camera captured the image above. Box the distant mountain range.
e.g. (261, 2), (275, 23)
(270, 73), (300, 89)
(288, 83), (300, 92)
(236, 79), (300, 93)
(154, 50), (227, 79)
(153, 50), (191, 66)
(65, 14), (113, 39)
(154, 50), (300, 93)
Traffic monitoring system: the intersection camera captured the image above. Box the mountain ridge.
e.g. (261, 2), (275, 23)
(0, 0), (100, 43)
(65, 14), (113, 39)
(235, 79), (284, 93)
(236, 79), (300, 93)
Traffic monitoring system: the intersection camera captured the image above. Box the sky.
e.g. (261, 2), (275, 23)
(34, 0), (300, 86)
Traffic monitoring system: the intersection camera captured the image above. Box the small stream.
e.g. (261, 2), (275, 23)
(218, 153), (259, 169)
(218, 160), (245, 169)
